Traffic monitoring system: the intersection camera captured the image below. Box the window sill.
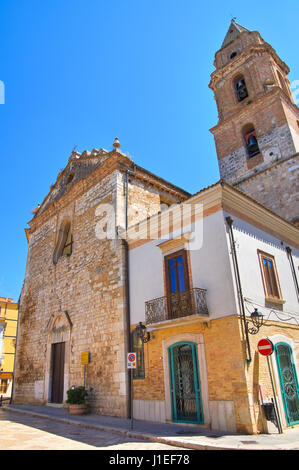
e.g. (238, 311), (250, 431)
(265, 296), (286, 306)
(247, 151), (260, 159)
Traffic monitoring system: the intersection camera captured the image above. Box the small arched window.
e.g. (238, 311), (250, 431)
(53, 219), (73, 264)
(234, 75), (249, 102)
(243, 124), (260, 159)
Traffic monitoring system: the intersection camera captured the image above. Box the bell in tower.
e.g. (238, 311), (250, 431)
(246, 133), (260, 158)
(235, 78), (248, 102)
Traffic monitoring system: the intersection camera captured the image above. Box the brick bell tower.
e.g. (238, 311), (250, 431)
(209, 19), (299, 225)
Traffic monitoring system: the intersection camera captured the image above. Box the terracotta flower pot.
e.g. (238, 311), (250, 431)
(69, 403), (88, 416)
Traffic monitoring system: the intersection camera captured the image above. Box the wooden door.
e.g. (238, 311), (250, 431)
(51, 342), (65, 403)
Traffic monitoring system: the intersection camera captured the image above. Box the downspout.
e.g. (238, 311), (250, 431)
(10, 297), (20, 404)
(225, 216), (252, 364)
(122, 164), (136, 419)
(286, 246), (299, 303)
(122, 238), (132, 419)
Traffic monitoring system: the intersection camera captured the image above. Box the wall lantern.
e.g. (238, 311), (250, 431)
(247, 308), (264, 335)
(135, 322), (150, 343)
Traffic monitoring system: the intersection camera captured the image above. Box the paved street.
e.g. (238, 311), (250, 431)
(0, 409), (188, 450)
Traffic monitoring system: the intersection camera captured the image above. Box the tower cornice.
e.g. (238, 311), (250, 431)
(209, 43), (290, 91)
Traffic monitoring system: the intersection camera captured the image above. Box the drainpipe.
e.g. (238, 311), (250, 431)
(122, 238), (132, 419)
(10, 296), (21, 404)
(286, 246), (299, 303)
(225, 216), (252, 364)
(122, 164), (136, 419)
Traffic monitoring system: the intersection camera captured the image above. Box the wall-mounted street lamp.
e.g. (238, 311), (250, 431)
(247, 308), (264, 335)
(135, 322), (150, 343)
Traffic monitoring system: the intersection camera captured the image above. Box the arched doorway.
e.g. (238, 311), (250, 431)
(45, 311), (72, 404)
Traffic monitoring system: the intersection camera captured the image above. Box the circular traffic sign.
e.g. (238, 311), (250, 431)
(257, 338), (274, 356)
(128, 353), (136, 362)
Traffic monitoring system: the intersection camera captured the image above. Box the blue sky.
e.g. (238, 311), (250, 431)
(0, 0), (298, 301)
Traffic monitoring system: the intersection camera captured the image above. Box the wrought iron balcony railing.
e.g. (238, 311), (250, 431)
(145, 288), (209, 325)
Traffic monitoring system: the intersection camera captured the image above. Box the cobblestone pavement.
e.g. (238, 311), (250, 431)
(0, 409), (188, 450)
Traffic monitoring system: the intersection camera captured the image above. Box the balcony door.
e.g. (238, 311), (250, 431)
(165, 250), (191, 319)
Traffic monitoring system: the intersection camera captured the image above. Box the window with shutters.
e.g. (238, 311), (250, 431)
(164, 250), (192, 320)
(258, 250), (282, 300)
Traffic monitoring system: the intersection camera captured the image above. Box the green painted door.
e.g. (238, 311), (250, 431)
(275, 343), (299, 426)
(168, 341), (203, 424)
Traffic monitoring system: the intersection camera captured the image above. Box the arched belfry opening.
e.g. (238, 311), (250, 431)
(242, 124), (260, 159)
(234, 75), (249, 103)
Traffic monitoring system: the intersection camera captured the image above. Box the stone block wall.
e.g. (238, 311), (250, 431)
(236, 155), (299, 223)
(14, 170), (130, 417)
(13, 151), (188, 418)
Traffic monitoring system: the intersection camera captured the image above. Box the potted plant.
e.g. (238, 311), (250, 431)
(66, 386), (89, 415)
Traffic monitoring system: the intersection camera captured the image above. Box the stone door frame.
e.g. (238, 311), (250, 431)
(162, 332), (210, 426)
(44, 312), (72, 404)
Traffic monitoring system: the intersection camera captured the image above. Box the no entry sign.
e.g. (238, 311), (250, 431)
(257, 338), (274, 356)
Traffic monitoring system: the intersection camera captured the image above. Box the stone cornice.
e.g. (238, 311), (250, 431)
(190, 182), (299, 248)
(123, 182), (223, 249)
(210, 41), (289, 90)
(124, 181), (299, 250)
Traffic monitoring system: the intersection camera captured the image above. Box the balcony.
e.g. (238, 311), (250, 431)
(145, 288), (209, 326)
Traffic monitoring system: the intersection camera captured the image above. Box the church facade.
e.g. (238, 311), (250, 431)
(13, 21), (299, 434)
(13, 142), (189, 417)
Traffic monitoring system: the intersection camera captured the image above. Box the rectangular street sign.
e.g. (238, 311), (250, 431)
(127, 352), (136, 369)
(81, 351), (90, 365)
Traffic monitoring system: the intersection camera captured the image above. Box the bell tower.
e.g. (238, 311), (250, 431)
(209, 20), (299, 224)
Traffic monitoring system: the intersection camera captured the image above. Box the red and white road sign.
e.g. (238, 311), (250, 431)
(257, 338), (274, 356)
(127, 352), (136, 369)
